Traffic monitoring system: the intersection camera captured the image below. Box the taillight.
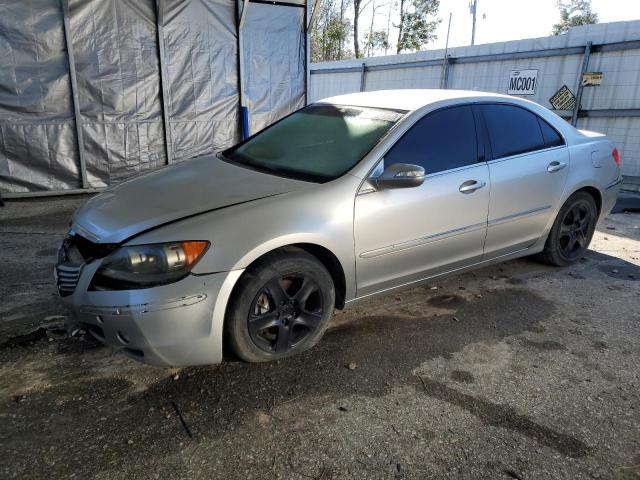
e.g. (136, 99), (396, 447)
(612, 147), (621, 167)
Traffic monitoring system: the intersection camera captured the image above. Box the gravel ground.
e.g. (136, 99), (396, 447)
(0, 195), (639, 480)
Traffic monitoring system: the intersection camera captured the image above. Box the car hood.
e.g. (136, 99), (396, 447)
(71, 155), (310, 244)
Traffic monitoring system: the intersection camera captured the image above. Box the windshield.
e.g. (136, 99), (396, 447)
(223, 104), (404, 182)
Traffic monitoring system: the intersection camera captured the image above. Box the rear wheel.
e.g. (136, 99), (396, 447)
(539, 191), (598, 266)
(225, 249), (335, 362)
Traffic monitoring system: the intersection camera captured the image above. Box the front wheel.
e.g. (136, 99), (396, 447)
(225, 249), (335, 362)
(539, 191), (598, 267)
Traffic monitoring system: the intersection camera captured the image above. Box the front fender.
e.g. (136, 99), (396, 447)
(228, 232), (340, 270)
(126, 175), (361, 302)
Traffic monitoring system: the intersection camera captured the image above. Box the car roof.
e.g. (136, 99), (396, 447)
(318, 89), (518, 112)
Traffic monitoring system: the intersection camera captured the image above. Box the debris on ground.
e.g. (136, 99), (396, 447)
(172, 401), (193, 438)
(3, 327), (48, 347)
(504, 469), (526, 480)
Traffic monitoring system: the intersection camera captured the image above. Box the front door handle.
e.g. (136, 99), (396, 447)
(459, 180), (486, 194)
(547, 161), (567, 173)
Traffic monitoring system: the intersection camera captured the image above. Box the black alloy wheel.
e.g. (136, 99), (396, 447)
(539, 191), (598, 266)
(248, 273), (324, 353)
(225, 248), (335, 362)
(558, 201), (593, 260)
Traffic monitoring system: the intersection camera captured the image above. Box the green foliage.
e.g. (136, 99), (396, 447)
(311, 0), (439, 60)
(396, 0), (440, 53)
(552, 0), (598, 35)
(311, 0), (352, 62)
(365, 30), (391, 56)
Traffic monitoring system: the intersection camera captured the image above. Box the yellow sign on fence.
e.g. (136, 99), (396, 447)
(582, 72), (604, 86)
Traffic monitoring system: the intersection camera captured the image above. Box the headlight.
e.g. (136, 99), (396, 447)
(90, 241), (210, 290)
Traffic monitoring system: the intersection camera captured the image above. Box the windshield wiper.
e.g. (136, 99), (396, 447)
(217, 151), (328, 183)
(220, 152), (288, 175)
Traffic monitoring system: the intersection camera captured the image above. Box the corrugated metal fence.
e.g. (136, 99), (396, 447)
(0, 0), (307, 196)
(310, 21), (640, 189)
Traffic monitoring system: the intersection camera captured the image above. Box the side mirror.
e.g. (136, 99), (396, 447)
(374, 163), (426, 190)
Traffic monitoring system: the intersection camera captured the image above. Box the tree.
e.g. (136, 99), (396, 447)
(385, 0), (396, 55)
(365, 30), (390, 56)
(364, 0), (389, 57)
(352, 0), (374, 58)
(552, 0), (598, 35)
(396, 0), (440, 54)
(311, 0), (352, 62)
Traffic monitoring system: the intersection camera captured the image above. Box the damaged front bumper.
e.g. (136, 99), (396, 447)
(57, 255), (241, 367)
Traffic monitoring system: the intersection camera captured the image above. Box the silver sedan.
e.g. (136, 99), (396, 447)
(56, 89), (623, 366)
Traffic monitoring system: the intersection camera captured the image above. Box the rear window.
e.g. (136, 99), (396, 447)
(538, 117), (565, 148)
(481, 104), (546, 159)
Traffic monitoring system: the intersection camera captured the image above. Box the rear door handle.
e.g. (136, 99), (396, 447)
(459, 180), (486, 194)
(547, 161), (567, 173)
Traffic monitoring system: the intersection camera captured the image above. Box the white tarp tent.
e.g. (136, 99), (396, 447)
(0, 0), (309, 195)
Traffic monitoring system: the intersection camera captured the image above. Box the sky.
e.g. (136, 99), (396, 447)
(359, 0), (640, 54)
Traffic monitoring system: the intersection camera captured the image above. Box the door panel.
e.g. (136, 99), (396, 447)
(484, 148), (569, 256)
(354, 164), (490, 297)
(479, 103), (569, 257)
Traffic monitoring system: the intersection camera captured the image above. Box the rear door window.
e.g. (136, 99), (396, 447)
(481, 104), (546, 159)
(384, 105), (478, 175)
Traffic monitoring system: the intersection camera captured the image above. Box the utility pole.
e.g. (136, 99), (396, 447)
(440, 12), (452, 89)
(469, 0), (477, 46)
(385, 1), (392, 55)
(444, 12), (452, 54)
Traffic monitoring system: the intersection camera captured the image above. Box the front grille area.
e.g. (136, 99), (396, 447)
(55, 263), (82, 297)
(55, 234), (116, 297)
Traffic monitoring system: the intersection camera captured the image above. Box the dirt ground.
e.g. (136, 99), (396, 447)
(1, 195), (639, 480)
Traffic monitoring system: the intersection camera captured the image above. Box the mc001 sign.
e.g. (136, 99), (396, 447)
(508, 69), (538, 96)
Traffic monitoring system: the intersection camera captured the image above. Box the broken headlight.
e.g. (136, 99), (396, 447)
(89, 241), (209, 290)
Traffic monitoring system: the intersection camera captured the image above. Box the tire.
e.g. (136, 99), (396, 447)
(225, 248), (335, 362)
(539, 191), (598, 267)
